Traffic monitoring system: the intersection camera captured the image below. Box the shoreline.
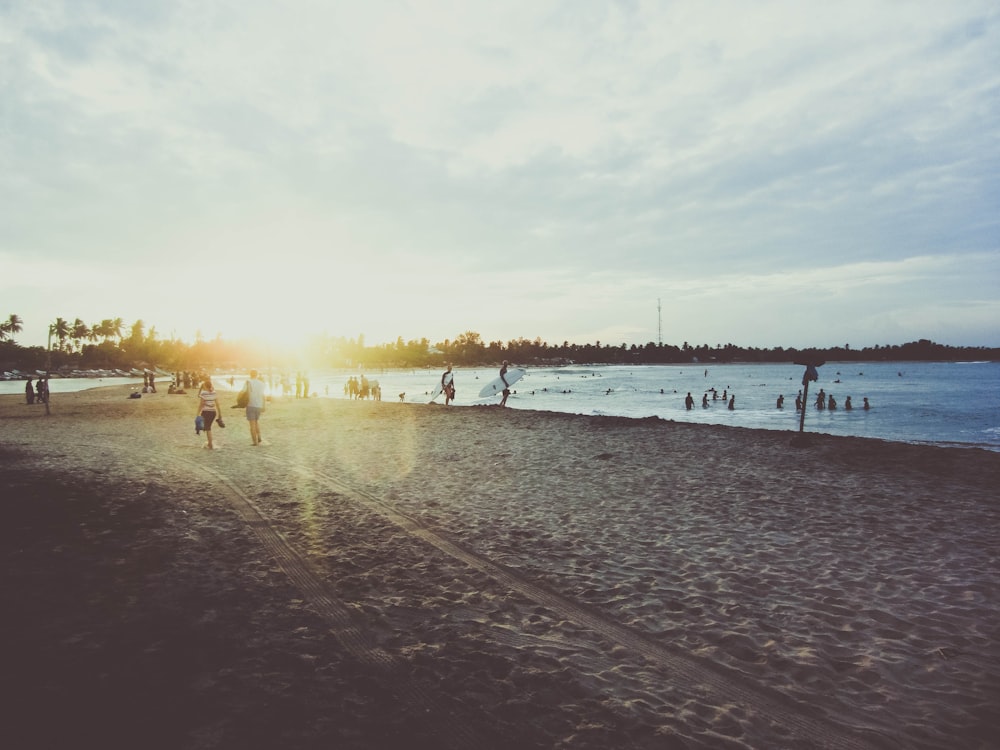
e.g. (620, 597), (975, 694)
(4, 359), (999, 454)
(2, 386), (999, 748)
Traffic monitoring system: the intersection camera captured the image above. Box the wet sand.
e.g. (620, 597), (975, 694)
(2, 385), (998, 749)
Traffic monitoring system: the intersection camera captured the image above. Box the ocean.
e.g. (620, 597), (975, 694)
(4, 361), (998, 451)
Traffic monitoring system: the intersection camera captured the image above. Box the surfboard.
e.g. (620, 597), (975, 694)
(429, 371), (454, 403)
(478, 368), (526, 398)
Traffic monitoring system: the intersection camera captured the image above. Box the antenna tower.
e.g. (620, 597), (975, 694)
(657, 298), (662, 346)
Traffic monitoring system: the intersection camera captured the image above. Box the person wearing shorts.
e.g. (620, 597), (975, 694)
(246, 369), (267, 446)
(197, 378), (222, 449)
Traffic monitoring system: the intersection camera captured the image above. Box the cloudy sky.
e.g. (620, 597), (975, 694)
(3, 0), (998, 353)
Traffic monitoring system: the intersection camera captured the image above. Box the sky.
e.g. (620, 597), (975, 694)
(2, 0), (999, 353)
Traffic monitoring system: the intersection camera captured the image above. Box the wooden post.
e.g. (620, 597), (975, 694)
(793, 360), (824, 437)
(798, 380), (809, 433)
(44, 325), (52, 416)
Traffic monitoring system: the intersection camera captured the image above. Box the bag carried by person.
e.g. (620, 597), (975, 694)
(236, 381), (249, 408)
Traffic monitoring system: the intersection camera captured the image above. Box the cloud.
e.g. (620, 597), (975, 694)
(2, 1), (998, 350)
(0, 252), (114, 291)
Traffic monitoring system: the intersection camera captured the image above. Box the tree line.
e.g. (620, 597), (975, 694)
(1, 313), (997, 373)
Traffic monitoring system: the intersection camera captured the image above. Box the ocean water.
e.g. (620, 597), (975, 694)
(4, 362), (998, 451)
(314, 361), (1000, 450)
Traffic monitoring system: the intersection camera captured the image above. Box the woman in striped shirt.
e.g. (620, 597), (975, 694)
(197, 378), (224, 449)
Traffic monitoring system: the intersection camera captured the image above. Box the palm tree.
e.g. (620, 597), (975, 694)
(71, 318), (90, 352)
(1, 313), (24, 341)
(96, 319), (113, 343)
(50, 317), (71, 351)
(110, 317), (124, 344)
(129, 319), (145, 344)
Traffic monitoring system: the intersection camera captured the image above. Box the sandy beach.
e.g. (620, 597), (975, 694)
(2, 385), (998, 749)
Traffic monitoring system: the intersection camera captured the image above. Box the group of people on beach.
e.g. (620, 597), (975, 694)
(23, 376), (48, 405)
(183, 362), (878, 450)
(784, 389), (870, 411)
(191, 359), (513, 451)
(195, 370), (267, 450)
(435, 361), (513, 407)
(685, 388), (735, 410)
(345, 375), (382, 401)
(434, 365), (875, 415)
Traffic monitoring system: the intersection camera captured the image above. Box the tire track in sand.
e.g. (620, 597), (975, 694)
(170, 454), (516, 750)
(269, 457), (897, 750)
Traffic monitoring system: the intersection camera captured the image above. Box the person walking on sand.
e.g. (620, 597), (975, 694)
(441, 364), (456, 406)
(499, 360), (511, 407)
(245, 369), (267, 446)
(197, 378), (223, 450)
(25, 377), (34, 405)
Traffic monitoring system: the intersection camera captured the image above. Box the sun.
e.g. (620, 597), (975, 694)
(200, 260), (417, 360)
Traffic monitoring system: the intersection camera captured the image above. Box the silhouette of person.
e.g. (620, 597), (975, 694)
(499, 361), (511, 407)
(728, 396), (735, 410)
(441, 364), (455, 406)
(863, 397), (871, 410)
(845, 396), (853, 411)
(25, 377), (34, 405)
(685, 392), (694, 410)
(776, 394), (784, 409)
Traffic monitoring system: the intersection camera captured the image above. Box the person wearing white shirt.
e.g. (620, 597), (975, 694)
(245, 369), (267, 446)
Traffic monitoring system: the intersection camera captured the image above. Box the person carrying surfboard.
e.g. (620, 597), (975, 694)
(499, 360), (511, 407)
(441, 364), (456, 406)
